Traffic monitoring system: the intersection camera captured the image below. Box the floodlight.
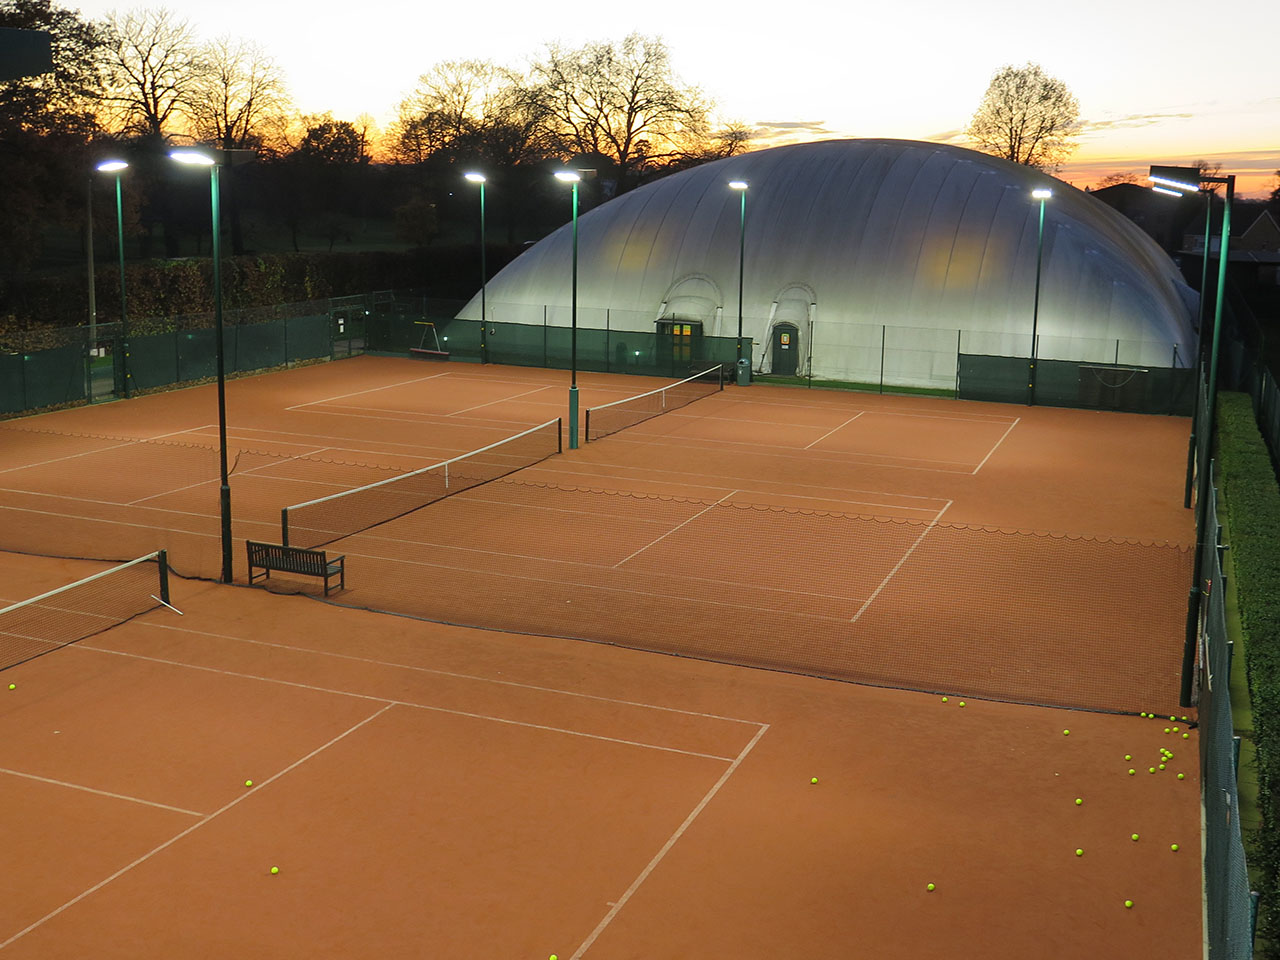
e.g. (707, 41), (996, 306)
(1152, 186), (1184, 198)
(1031, 188), (1053, 200)
(170, 150), (215, 166)
(554, 170), (581, 183)
(1149, 174), (1199, 193)
(728, 180), (749, 190)
(464, 171), (486, 183)
(96, 160), (128, 173)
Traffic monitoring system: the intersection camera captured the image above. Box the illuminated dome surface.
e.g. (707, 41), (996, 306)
(461, 139), (1195, 384)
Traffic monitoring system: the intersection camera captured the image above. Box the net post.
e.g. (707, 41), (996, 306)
(280, 508), (289, 547)
(158, 550), (170, 605)
(583, 409), (589, 444)
(558, 417), (564, 453)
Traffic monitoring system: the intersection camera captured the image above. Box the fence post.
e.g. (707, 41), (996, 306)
(879, 326), (886, 394)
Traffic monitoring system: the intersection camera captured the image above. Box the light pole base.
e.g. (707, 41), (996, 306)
(568, 385), (579, 449)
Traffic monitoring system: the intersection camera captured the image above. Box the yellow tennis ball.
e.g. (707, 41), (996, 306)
(244, 780), (253, 788)
(1075, 798), (1083, 805)
(1159, 763), (1166, 770)
(958, 701), (966, 707)
(1177, 773), (1185, 780)
(1075, 848), (1083, 856)
(1139, 712), (1147, 718)
(941, 697), (948, 703)
(1128, 769), (1135, 775)
(1124, 754), (1132, 761)
(926, 883), (935, 892)
(1182, 733), (1189, 739)
(1164, 727), (1171, 734)
(1063, 729), (1070, 736)
(1131, 834), (1139, 841)
(270, 866), (279, 875)
(1124, 900), (1134, 909)
(810, 777), (818, 784)
(1171, 844), (1179, 852)
(1149, 767), (1156, 774)
(6, 683), (14, 690)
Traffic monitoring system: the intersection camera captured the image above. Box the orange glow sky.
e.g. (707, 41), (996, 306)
(70, 0), (1279, 198)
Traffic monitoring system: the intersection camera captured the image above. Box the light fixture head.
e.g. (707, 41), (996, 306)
(1148, 174), (1200, 193)
(464, 172), (486, 183)
(97, 160), (128, 173)
(1031, 188), (1053, 200)
(1151, 186), (1185, 198)
(170, 150), (216, 166)
(554, 170), (581, 183)
(728, 180), (749, 191)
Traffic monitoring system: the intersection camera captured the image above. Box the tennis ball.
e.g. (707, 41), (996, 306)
(6, 683), (14, 690)
(1159, 764), (1166, 771)
(1124, 754), (1132, 761)
(1172, 726), (1179, 732)
(1149, 767), (1156, 774)
(1063, 729), (1070, 736)
(1171, 844), (1179, 852)
(926, 883), (935, 892)
(1139, 712), (1147, 718)
(1170, 716), (1176, 721)
(958, 701), (966, 707)
(1125, 900), (1134, 909)
(270, 866), (279, 875)
(1128, 769), (1135, 775)
(1177, 773), (1185, 780)
(551, 955), (558, 960)
(1164, 727), (1171, 734)
(1131, 834), (1140, 841)
(244, 780), (253, 788)
(1182, 733), (1190, 739)
(1075, 798), (1083, 805)
(1075, 848), (1083, 856)
(810, 777), (818, 784)
(941, 697), (948, 703)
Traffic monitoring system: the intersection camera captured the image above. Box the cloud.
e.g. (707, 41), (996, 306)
(1079, 112), (1195, 134)
(753, 120), (831, 134)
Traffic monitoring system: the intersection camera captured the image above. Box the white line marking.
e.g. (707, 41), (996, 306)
(569, 723), (771, 959)
(0, 704), (394, 951)
(448, 385), (554, 416)
(77, 646), (737, 762)
(804, 412), (863, 450)
(972, 417), (1021, 475)
(0, 767), (204, 817)
(285, 372), (450, 410)
(849, 501), (953, 623)
(138, 622), (764, 726)
(613, 490), (739, 568)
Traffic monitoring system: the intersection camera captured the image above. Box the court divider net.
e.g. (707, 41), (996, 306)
(0, 551), (169, 672)
(585, 365), (725, 442)
(281, 419), (563, 550)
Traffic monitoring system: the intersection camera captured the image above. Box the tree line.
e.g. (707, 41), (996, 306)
(0, 0), (748, 312)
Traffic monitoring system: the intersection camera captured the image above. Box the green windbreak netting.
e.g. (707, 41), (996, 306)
(958, 354), (1194, 414)
(286, 315), (332, 361)
(22, 345), (86, 411)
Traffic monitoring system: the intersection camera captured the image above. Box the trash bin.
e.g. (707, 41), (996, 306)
(736, 357), (751, 386)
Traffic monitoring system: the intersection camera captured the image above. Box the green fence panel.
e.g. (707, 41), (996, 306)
(177, 329), (218, 382)
(436, 318), (483, 360)
(957, 354), (1029, 404)
(0, 352), (25, 413)
(286, 315), (331, 361)
(128, 332), (179, 390)
(19, 344), (86, 410)
(235, 320), (286, 372)
(489, 321), (551, 367)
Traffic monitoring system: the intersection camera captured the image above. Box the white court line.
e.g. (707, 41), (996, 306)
(139, 622), (764, 727)
(126, 444), (335, 506)
(716, 393), (1019, 423)
(613, 490), (740, 569)
(849, 501), (953, 624)
(0, 426), (212, 476)
(600, 431), (978, 473)
(78, 645), (738, 763)
(0, 767), (204, 817)
(0, 502), (222, 538)
(297, 402), (541, 429)
(804, 412), (863, 450)
(284, 371), (450, 411)
(448, 384), (554, 416)
(569, 722), (770, 959)
(0, 703), (395, 952)
(971, 417), (1021, 475)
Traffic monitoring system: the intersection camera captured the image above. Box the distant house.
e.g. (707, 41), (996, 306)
(1183, 206), (1280, 287)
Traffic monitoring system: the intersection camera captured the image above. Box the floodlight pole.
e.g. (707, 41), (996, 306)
(171, 149), (233, 584)
(555, 170), (582, 449)
(1183, 191), (1214, 509)
(465, 172), (488, 362)
(1182, 172), (1234, 707)
(1028, 188), (1052, 405)
(729, 181), (748, 373)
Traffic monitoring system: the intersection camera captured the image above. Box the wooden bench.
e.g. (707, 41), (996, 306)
(246, 541), (345, 596)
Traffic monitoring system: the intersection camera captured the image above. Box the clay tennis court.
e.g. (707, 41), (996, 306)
(0, 357), (1201, 957)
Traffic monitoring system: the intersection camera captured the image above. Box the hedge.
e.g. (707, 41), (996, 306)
(1218, 389), (1280, 952)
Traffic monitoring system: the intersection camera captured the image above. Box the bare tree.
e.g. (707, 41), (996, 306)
(99, 7), (204, 141)
(391, 59), (554, 168)
(186, 36), (290, 152)
(967, 62), (1080, 171)
(1094, 171), (1145, 188)
(529, 33), (713, 191)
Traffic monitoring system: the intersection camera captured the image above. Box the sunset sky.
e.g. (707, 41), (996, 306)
(71, 0), (1279, 197)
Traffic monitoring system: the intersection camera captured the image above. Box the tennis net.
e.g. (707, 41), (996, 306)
(281, 419), (563, 549)
(0, 551), (169, 673)
(584, 365), (726, 442)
